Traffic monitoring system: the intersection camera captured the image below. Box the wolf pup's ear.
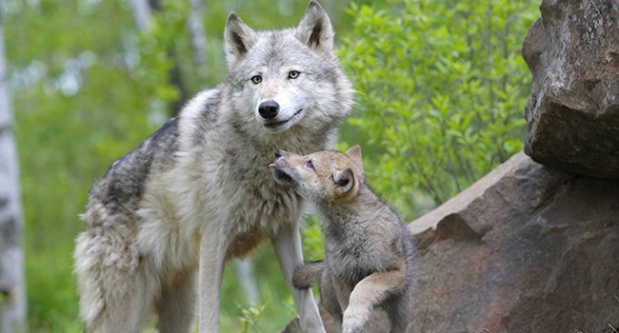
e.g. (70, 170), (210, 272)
(346, 145), (362, 165)
(224, 13), (258, 68)
(297, 1), (334, 54)
(333, 168), (357, 201)
(345, 145), (365, 179)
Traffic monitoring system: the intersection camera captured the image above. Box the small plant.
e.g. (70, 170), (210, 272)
(238, 303), (267, 333)
(301, 215), (325, 261)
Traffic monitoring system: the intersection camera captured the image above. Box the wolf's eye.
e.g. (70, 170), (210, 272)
(251, 75), (262, 84)
(288, 71), (300, 79)
(306, 160), (314, 169)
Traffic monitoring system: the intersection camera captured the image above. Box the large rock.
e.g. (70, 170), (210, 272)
(522, 0), (619, 179)
(407, 151), (619, 332)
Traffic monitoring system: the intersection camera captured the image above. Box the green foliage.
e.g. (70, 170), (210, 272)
(339, 0), (538, 219)
(300, 215), (325, 261)
(238, 303), (267, 333)
(136, 2), (187, 103)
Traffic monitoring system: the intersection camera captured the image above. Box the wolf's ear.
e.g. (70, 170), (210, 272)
(296, 1), (334, 54)
(333, 168), (357, 200)
(224, 13), (258, 68)
(345, 145), (365, 179)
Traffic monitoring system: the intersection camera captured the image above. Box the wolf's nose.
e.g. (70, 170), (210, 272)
(259, 100), (279, 119)
(274, 150), (283, 159)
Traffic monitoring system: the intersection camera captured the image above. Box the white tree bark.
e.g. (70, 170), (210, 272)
(187, 0), (208, 77)
(234, 259), (261, 305)
(0, 8), (27, 333)
(130, 0), (152, 31)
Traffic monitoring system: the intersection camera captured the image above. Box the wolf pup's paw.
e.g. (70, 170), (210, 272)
(342, 307), (371, 333)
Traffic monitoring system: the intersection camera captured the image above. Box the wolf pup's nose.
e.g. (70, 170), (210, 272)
(259, 100), (279, 119)
(274, 150), (283, 159)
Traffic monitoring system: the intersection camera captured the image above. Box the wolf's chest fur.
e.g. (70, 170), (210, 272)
(134, 93), (324, 268)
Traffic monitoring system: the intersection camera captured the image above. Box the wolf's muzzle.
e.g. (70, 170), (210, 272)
(259, 100), (279, 119)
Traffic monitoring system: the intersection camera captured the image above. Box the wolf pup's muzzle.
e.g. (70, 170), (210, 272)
(269, 151), (296, 185)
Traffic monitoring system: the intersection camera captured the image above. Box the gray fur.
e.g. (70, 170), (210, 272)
(86, 117), (181, 224)
(319, 187), (416, 333)
(73, 1), (353, 332)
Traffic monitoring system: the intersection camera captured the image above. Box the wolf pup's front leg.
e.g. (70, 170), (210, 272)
(272, 223), (326, 333)
(341, 269), (406, 333)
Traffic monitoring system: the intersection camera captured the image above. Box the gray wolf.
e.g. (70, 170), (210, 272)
(73, 1), (353, 332)
(269, 146), (415, 333)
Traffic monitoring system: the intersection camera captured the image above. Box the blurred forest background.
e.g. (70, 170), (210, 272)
(1, 0), (539, 331)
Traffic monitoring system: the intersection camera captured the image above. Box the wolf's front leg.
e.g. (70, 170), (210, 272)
(272, 223), (326, 333)
(198, 229), (228, 333)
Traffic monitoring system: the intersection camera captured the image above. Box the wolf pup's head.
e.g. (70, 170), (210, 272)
(269, 145), (364, 202)
(223, 1), (353, 134)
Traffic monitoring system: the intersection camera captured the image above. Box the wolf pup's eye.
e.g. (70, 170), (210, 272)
(306, 159), (314, 169)
(288, 70), (300, 79)
(251, 75), (262, 84)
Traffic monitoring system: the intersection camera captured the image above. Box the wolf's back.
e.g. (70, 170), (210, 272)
(84, 116), (181, 225)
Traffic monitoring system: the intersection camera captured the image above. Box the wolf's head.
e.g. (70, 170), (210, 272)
(222, 1), (353, 136)
(269, 145), (364, 203)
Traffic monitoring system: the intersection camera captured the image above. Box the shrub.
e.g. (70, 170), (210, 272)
(338, 0), (539, 219)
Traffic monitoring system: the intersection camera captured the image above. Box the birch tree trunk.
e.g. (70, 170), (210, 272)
(187, 0), (208, 77)
(131, 0), (188, 115)
(130, 0), (152, 31)
(0, 6), (27, 333)
(234, 258), (261, 305)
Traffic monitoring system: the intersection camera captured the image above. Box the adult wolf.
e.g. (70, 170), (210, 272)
(73, 1), (353, 332)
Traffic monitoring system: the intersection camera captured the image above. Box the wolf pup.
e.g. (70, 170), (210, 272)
(73, 2), (353, 332)
(269, 146), (416, 333)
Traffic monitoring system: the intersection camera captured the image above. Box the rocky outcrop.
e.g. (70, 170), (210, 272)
(522, 0), (619, 179)
(410, 2), (619, 330)
(407, 152), (619, 332)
